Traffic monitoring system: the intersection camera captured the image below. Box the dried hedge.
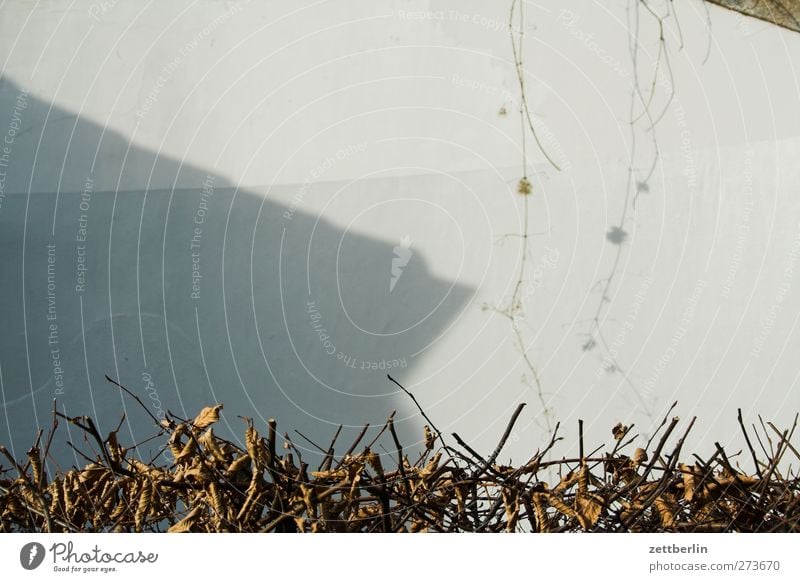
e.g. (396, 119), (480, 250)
(1, 375), (798, 532)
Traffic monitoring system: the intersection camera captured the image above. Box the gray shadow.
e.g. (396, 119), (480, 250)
(0, 78), (473, 471)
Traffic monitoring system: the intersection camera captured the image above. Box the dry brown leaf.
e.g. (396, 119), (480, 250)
(532, 492), (549, 532)
(192, 404), (223, 430)
(612, 422), (628, 441)
(654, 496), (675, 528)
(168, 505), (203, 533)
(168, 424), (188, 459)
(420, 452), (442, 479)
(226, 454), (251, 475)
(680, 463), (696, 502)
(62, 474), (74, 517)
(174, 438), (197, 465)
(423, 425), (435, 450)
(199, 428), (228, 463)
(244, 422), (266, 468)
(78, 463), (106, 485)
(182, 462), (211, 483)
(310, 469), (335, 480)
(503, 488), (520, 532)
(48, 477), (64, 515)
(575, 493), (604, 530)
(99, 480), (119, 514)
(27, 447), (43, 487)
(134, 479), (153, 531)
(578, 464), (589, 495)
(366, 451), (384, 477)
(554, 470), (580, 492)
(547, 493), (578, 520)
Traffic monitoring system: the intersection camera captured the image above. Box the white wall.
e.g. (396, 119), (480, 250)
(1, 0), (799, 469)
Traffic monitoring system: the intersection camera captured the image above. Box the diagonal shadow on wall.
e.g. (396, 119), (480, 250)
(0, 78), (474, 472)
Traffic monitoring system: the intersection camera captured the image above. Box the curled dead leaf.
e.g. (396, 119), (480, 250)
(192, 404), (223, 430)
(134, 479), (153, 531)
(680, 463), (697, 502)
(654, 496), (675, 528)
(575, 493), (604, 530)
(423, 425), (435, 450)
(174, 438), (197, 465)
(168, 505), (203, 533)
